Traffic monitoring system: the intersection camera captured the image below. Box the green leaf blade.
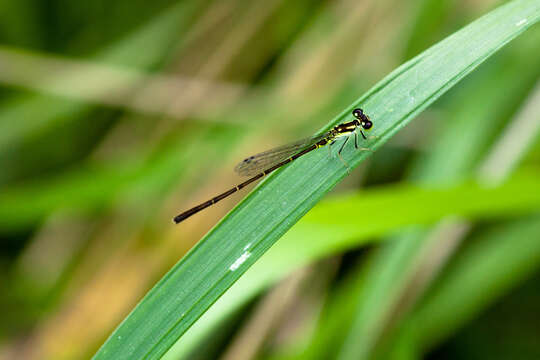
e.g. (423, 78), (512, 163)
(94, 1), (540, 359)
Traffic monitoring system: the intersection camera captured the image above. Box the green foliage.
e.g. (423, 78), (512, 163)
(2, 0), (540, 359)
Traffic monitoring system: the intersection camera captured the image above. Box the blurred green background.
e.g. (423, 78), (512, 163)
(1, 0), (539, 359)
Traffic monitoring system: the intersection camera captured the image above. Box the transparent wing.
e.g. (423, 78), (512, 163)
(234, 133), (328, 177)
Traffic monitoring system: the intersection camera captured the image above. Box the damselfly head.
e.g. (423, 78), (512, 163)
(352, 108), (373, 131)
(361, 117), (373, 131)
(352, 108), (363, 118)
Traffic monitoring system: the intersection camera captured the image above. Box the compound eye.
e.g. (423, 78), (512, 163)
(362, 120), (373, 130)
(352, 108), (363, 119)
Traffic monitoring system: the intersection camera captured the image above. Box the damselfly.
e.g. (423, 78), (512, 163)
(173, 108), (373, 224)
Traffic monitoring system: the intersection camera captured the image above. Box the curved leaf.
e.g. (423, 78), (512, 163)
(94, 1), (540, 358)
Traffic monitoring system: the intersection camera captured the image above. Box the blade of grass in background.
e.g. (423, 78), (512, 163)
(407, 215), (540, 352)
(163, 168), (540, 359)
(94, 1), (540, 359)
(0, 126), (237, 232)
(287, 215), (540, 360)
(0, 0), (201, 173)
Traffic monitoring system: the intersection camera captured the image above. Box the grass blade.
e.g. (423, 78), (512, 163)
(411, 215), (540, 351)
(94, 1), (540, 358)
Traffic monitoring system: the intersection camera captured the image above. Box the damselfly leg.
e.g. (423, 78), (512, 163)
(337, 136), (351, 172)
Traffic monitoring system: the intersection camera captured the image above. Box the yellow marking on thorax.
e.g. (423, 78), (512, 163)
(334, 131), (351, 138)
